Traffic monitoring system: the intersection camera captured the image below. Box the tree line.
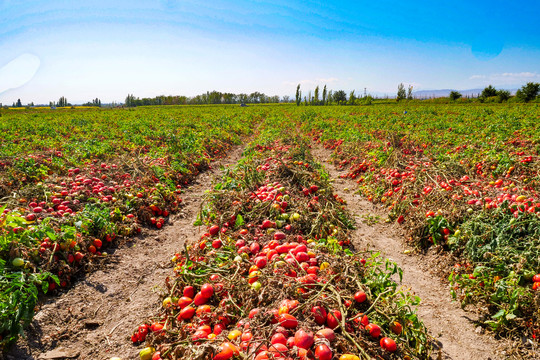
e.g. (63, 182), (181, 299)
(447, 82), (539, 103)
(294, 84), (374, 106)
(124, 91), (288, 107)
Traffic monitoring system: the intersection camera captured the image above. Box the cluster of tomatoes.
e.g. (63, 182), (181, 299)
(130, 144), (411, 360)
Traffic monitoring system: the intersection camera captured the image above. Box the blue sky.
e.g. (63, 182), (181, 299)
(1, 0), (539, 104)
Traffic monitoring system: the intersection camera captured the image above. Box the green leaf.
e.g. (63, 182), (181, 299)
(492, 309), (505, 319)
(235, 214), (244, 228)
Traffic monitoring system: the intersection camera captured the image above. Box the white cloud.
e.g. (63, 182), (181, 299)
(499, 72), (538, 79)
(283, 77), (339, 87)
(470, 72), (540, 83)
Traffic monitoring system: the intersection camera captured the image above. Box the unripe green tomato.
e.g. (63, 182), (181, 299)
(251, 281), (262, 291)
(12, 258), (24, 267)
(139, 347), (155, 360)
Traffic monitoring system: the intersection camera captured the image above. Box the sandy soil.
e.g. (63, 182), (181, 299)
(5, 145), (245, 360)
(310, 144), (504, 360)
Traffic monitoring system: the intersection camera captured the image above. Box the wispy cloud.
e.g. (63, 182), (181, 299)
(470, 72), (540, 82)
(283, 77), (339, 87)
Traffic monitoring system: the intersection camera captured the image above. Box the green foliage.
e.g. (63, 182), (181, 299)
(333, 90), (347, 105)
(496, 89), (510, 102)
(449, 90), (462, 101)
(481, 85), (498, 98)
(516, 82), (540, 102)
(396, 83), (406, 101)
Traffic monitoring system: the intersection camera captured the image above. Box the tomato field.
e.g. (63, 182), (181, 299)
(1, 103), (539, 359)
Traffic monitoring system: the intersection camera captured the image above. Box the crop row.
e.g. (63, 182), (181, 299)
(0, 106), (261, 350)
(294, 104), (540, 342)
(131, 118), (430, 360)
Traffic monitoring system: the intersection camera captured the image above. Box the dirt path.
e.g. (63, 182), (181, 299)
(311, 145), (503, 360)
(6, 145), (246, 360)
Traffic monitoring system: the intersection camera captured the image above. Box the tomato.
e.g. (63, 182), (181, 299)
(201, 283), (214, 298)
(294, 329), (314, 349)
(278, 314), (298, 329)
(533, 274), (540, 282)
(314, 344), (332, 360)
(209, 225), (220, 236)
(315, 328), (336, 342)
(354, 291), (367, 303)
(380, 337), (397, 352)
(366, 323), (381, 338)
(271, 333), (287, 345)
(178, 306), (195, 320)
(390, 321), (403, 335)
(194, 292), (208, 306)
(139, 347), (155, 360)
(183, 286), (195, 298)
(12, 258), (24, 267)
(326, 310), (341, 329)
(214, 344), (233, 360)
(340, 355), (360, 360)
(93, 239), (102, 248)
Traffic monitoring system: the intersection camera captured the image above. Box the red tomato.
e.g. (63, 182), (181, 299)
(314, 344), (332, 360)
(214, 343), (234, 360)
(294, 329), (314, 349)
(194, 292), (208, 306)
(366, 323), (381, 338)
(380, 337), (397, 352)
(311, 306), (327, 325)
(354, 291), (367, 303)
(278, 314), (298, 329)
(271, 333), (287, 345)
(178, 306), (195, 320)
(201, 284), (214, 298)
(326, 310), (341, 329)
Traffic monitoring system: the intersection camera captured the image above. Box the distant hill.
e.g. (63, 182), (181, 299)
(412, 88), (517, 99)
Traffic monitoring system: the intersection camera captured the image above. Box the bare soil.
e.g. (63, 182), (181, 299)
(5, 145), (246, 360)
(310, 144), (505, 360)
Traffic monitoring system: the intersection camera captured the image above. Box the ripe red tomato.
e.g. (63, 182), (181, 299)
(380, 337), (397, 352)
(278, 314), (298, 328)
(294, 329), (314, 349)
(533, 274), (540, 282)
(354, 291), (367, 303)
(178, 306), (195, 320)
(326, 310), (341, 329)
(366, 323), (381, 338)
(209, 225), (220, 236)
(314, 344), (332, 360)
(183, 286), (195, 298)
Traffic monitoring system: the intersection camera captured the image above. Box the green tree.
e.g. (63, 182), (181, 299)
(295, 84), (301, 106)
(348, 90), (356, 105)
(449, 91), (462, 101)
(407, 85), (413, 100)
(515, 82), (540, 102)
(313, 86), (319, 105)
(322, 85), (327, 105)
(396, 83), (406, 101)
(125, 94), (136, 107)
(57, 96), (67, 107)
(16, 99), (22, 107)
(481, 85), (497, 98)
(333, 90), (347, 105)
(496, 89), (510, 102)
